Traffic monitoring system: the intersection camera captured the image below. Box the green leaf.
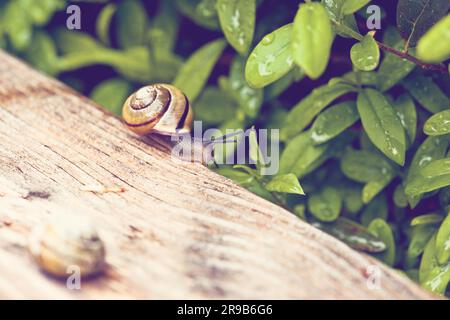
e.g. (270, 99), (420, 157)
(116, 0), (147, 48)
(245, 23), (294, 88)
(321, 0), (360, 39)
(2, 0), (32, 51)
(342, 182), (364, 214)
(341, 149), (395, 203)
(176, 0), (220, 30)
(312, 217), (386, 252)
(406, 136), (449, 207)
(265, 174), (305, 195)
(393, 184), (408, 208)
(279, 131), (329, 178)
(217, 0), (255, 54)
(148, 0), (179, 55)
(397, 0), (450, 47)
(341, 0), (371, 14)
(308, 186), (342, 222)
(57, 47), (153, 83)
(405, 158), (450, 197)
(293, 204), (306, 219)
(96, 3), (116, 46)
(25, 31), (58, 76)
(417, 14), (450, 63)
(394, 93), (417, 146)
(357, 88), (406, 165)
(53, 29), (101, 54)
(424, 110), (450, 136)
(21, 0), (64, 26)
(411, 214), (444, 226)
(419, 235), (450, 295)
(350, 33), (380, 71)
(403, 71), (449, 114)
(90, 79), (132, 115)
(360, 194), (388, 227)
(436, 213), (450, 265)
(228, 56), (263, 118)
(281, 82), (354, 141)
(292, 2), (333, 79)
(310, 101), (359, 144)
(377, 27), (415, 92)
(194, 87), (236, 126)
(264, 69), (301, 101)
(174, 39), (226, 101)
(407, 225), (436, 259)
(368, 218), (396, 266)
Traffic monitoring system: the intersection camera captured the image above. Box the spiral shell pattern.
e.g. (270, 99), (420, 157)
(122, 84), (193, 136)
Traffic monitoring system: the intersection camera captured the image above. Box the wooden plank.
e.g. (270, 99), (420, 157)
(0, 51), (436, 299)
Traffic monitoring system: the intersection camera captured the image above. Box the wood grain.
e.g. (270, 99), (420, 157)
(0, 51), (436, 299)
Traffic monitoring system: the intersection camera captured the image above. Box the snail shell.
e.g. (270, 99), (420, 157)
(122, 83), (193, 136)
(29, 215), (106, 278)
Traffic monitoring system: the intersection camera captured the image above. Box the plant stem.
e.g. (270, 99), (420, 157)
(376, 41), (447, 73)
(333, 22), (447, 74)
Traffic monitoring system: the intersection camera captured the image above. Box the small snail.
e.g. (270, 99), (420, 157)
(122, 84), (240, 164)
(29, 215), (106, 278)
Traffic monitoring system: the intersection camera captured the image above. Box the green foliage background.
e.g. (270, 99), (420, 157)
(1, 0), (449, 295)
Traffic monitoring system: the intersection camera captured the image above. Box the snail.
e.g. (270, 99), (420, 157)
(29, 215), (106, 278)
(122, 83), (241, 165)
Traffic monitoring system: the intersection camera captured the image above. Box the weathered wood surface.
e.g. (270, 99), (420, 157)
(0, 51), (437, 299)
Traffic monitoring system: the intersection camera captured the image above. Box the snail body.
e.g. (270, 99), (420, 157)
(122, 84), (240, 165)
(29, 215), (106, 278)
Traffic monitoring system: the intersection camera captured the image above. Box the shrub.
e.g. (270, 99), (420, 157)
(1, 0), (449, 295)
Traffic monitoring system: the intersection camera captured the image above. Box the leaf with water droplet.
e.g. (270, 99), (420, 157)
(321, 0), (360, 39)
(350, 33), (380, 71)
(312, 217), (387, 252)
(394, 93), (417, 147)
(368, 218), (396, 266)
(245, 23), (294, 88)
(174, 38), (226, 101)
(308, 186), (342, 222)
(265, 173), (305, 195)
(341, 149), (395, 202)
(292, 2), (334, 79)
(227, 56), (263, 118)
(405, 136), (449, 207)
(217, 0), (255, 54)
(424, 109), (450, 136)
(403, 70), (449, 114)
(176, 0), (220, 30)
(405, 157), (450, 198)
(357, 88), (406, 165)
(310, 101), (359, 144)
(419, 234), (450, 295)
(417, 14), (450, 63)
(436, 213), (450, 265)
(281, 82), (355, 141)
